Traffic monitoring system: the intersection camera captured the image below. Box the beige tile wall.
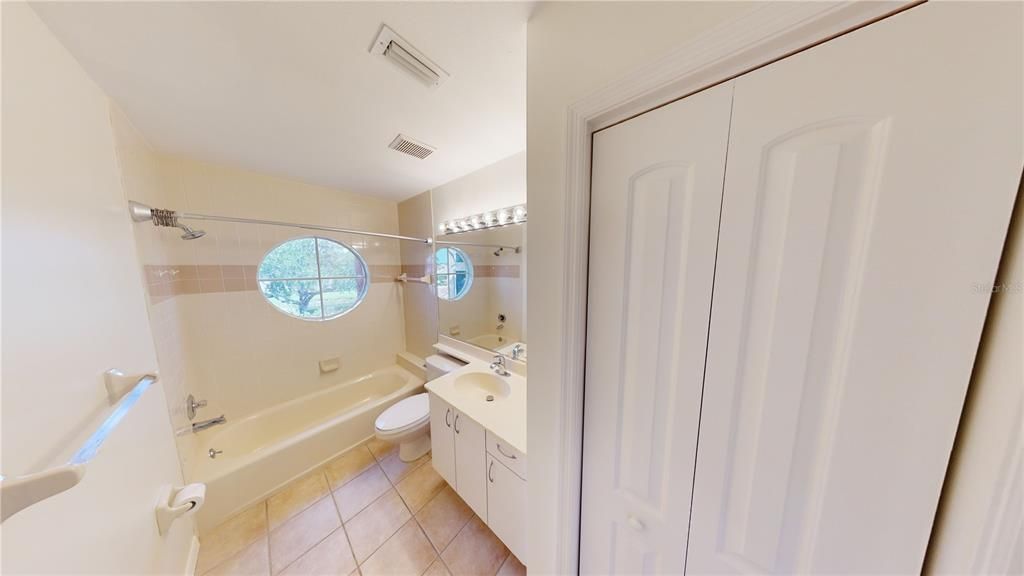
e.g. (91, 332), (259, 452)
(112, 111), (410, 476)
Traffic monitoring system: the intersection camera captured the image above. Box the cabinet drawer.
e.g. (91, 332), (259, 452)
(486, 431), (526, 479)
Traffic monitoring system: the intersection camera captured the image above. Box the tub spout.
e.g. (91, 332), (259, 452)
(193, 415), (226, 433)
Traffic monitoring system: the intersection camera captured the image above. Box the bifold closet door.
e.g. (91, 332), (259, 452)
(687, 3), (1023, 574)
(581, 82), (733, 574)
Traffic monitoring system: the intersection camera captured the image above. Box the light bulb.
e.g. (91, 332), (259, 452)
(438, 223), (447, 233)
(472, 215), (486, 229)
(484, 212), (497, 226)
(513, 206), (527, 222)
(497, 209), (512, 224)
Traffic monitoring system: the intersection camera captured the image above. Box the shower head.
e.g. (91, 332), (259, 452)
(128, 201), (206, 240)
(179, 224), (206, 240)
(493, 247), (504, 257)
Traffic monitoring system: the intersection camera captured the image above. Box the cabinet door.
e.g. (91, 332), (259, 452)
(454, 411), (487, 519)
(688, 3), (1023, 575)
(487, 455), (527, 563)
(581, 82), (734, 574)
(428, 393), (456, 488)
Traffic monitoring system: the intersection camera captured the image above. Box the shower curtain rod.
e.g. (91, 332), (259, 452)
(435, 239), (521, 253)
(128, 201), (433, 245)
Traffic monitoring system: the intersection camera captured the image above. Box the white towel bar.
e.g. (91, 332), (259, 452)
(0, 372), (157, 522)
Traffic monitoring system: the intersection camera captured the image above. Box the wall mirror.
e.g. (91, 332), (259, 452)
(434, 222), (526, 360)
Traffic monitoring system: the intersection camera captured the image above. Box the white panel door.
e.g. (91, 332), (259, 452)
(687, 3), (1023, 574)
(454, 411), (488, 520)
(581, 82), (734, 574)
(429, 393), (456, 488)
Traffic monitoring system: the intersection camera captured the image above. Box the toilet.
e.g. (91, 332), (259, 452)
(375, 354), (465, 462)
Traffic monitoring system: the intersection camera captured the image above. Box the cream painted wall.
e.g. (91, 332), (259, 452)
(431, 150), (526, 225)
(120, 147), (408, 476)
(398, 190), (438, 359)
(525, 2), (757, 571)
(1, 3), (194, 573)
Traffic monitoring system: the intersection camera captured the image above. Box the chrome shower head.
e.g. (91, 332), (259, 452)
(129, 201), (205, 240)
(179, 224), (206, 240)
(493, 247), (504, 257)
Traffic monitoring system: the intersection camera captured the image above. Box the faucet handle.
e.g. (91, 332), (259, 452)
(187, 394), (207, 421)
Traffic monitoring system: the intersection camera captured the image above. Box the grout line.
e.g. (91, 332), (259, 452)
(352, 492), (415, 568)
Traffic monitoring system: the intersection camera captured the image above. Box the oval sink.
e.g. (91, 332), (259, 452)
(453, 371), (512, 401)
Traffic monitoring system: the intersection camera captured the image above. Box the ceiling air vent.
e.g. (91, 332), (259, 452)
(389, 134), (436, 159)
(370, 24), (450, 88)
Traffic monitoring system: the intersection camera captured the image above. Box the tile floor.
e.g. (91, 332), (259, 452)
(196, 438), (527, 576)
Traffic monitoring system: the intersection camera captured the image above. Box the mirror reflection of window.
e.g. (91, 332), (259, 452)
(435, 247), (474, 301)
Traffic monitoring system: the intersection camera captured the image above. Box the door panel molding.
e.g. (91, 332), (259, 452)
(552, 2), (916, 572)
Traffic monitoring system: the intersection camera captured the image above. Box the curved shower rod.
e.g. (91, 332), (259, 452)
(128, 201), (433, 245)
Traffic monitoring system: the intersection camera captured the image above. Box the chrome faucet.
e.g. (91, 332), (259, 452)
(510, 343), (525, 361)
(192, 415), (226, 433)
(490, 354), (511, 377)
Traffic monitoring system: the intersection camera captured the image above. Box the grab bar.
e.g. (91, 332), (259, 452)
(0, 372), (157, 522)
(396, 273), (432, 285)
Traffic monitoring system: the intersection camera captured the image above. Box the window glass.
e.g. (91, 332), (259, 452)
(258, 237), (368, 320)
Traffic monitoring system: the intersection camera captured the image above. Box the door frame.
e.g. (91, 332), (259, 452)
(555, 2), (917, 572)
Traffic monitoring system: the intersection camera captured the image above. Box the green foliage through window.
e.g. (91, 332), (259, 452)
(435, 247), (473, 301)
(258, 237), (368, 320)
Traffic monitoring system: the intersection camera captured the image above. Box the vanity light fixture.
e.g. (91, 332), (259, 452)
(439, 204), (527, 236)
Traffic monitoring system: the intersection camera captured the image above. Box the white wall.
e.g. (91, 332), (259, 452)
(431, 150), (526, 225)
(525, 2), (757, 571)
(1, 4), (194, 573)
(398, 190), (438, 359)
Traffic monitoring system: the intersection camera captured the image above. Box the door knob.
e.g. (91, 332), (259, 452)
(626, 515), (645, 532)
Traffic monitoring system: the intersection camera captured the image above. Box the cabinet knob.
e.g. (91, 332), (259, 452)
(626, 515), (645, 532)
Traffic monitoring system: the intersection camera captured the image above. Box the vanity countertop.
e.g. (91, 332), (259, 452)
(425, 358), (527, 455)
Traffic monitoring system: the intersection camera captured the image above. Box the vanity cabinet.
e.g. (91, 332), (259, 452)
(428, 394), (456, 487)
(486, 454), (527, 561)
(429, 391), (528, 564)
(428, 392), (487, 519)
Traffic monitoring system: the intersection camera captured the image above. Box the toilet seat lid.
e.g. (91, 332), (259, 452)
(376, 393), (429, 432)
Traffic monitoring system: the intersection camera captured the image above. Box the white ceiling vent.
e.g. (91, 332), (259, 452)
(370, 24), (450, 88)
(389, 134), (436, 159)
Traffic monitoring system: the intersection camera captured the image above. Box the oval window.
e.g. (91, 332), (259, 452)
(435, 247), (473, 301)
(257, 237), (368, 320)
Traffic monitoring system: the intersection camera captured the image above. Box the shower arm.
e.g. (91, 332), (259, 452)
(128, 201), (433, 245)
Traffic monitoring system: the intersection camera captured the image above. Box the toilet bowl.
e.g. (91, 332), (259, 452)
(375, 392), (431, 462)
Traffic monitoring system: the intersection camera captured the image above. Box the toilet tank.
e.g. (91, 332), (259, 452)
(425, 354), (465, 381)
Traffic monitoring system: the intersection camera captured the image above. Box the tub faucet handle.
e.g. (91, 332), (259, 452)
(187, 394), (207, 421)
(208, 448), (222, 459)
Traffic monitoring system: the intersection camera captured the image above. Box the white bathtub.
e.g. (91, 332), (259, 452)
(190, 365), (423, 533)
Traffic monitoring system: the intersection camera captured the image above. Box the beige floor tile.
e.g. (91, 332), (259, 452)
(359, 520), (438, 576)
(415, 487), (473, 552)
(423, 560), (452, 576)
(441, 517), (508, 576)
(364, 437), (396, 461)
(270, 496), (341, 574)
(496, 553), (525, 576)
(379, 450), (430, 484)
(279, 528), (356, 576)
(333, 464), (391, 521)
(204, 538), (270, 576)
(324, 445), (378, 490)
(395, 460), (446, 514)
(198, 502), (268, 574)
(268, 471), (331, 530)
(345, 490), (411, 563)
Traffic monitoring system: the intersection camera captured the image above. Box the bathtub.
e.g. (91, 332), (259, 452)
(190, 365), (423, 533)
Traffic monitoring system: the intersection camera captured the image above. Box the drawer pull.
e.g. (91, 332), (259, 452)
(496, 442), (518, 460)
(454, 413), (461, 434)
(488, 461), (495, 483)
(445, 408), (451, 428)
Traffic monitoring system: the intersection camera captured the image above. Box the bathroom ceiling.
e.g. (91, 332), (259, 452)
(32, 2), (529, 201)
